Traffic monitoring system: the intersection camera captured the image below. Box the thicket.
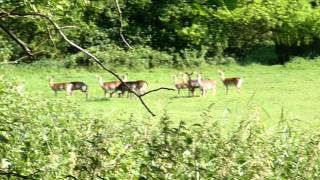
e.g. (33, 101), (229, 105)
(1, 0), (320, 67)
(1, 76), (320, 179)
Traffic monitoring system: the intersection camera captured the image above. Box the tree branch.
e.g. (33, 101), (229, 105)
(3, 11), (175, 116)
(115, 0), (133, 49)
(0, 19), (33, 57)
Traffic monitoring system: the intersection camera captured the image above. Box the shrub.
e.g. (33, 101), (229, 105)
(64, 45), (174, 69)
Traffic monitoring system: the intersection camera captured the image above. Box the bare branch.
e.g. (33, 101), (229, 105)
(115, 0), (133, 49)
(140, 87), (175, 97)
(0, 19), (33, 57)
(4, 12), (174, 116)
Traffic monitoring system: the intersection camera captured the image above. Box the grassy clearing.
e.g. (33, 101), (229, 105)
(1, 60), (320, 130)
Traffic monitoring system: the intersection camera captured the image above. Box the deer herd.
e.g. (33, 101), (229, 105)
(48, 70), (243, 99)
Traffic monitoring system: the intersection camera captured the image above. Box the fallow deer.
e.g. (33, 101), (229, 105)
(49, 76), (88, 99)
(111, 80), (148, 98)
(69, 81), (89, 99)
(172, 74), (188, 95)
(49, 76), (72, 96)
(218, 70), (243, 94)
(196, 73), (217, 96)
(97, 74), (128, 98)
(185, 72), (201, 96)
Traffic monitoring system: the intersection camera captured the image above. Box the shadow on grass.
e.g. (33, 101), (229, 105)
(169, 95), (200, 99)
(86, 97), (111, 102)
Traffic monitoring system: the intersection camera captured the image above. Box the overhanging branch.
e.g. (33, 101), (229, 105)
(0, 19), (33, 57)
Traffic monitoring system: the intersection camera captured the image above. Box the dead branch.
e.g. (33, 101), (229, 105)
(3, 11), (175, 116)
(0, 19), (33, 57)
(114, 0), (133, 49)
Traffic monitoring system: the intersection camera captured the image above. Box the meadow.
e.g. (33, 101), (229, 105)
(1, 58), (320, 130)
(2, 59), (320, 178)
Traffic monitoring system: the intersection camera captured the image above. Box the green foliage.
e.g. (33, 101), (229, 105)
(65, 45), (174, 69)
(1, 75), (320, 178)
(2, 0), (320, 65)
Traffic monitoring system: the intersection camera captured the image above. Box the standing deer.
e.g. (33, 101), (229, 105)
(197, 73), (217, 96)
(49, 76), (88, 99)
(185, 72), (201, 96)
(111, 80), (148, 98)
(171, 73), (188, 95)
(96, 74), (128, 98)
(218, 70), (243, 94)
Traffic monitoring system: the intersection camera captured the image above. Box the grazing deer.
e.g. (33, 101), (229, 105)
(171, 74), (188, 95)
(49, 76), (88, 99)
(218, 70), (243, 94)
(196, 73), (217, 96)
(96, 74), (128, 98)
(111, 80), (148, 98)
(185, 72), (201, 96)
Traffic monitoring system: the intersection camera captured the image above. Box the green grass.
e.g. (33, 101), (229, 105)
(2, 60), (320, 130)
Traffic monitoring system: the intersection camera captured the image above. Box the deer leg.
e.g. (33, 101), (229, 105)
(54, 91), (57, 96)
(85, 91), (88, 100)
(191, 88), (195, 96)
(177, 89), (180, 95)
(225, 86), (228, 95)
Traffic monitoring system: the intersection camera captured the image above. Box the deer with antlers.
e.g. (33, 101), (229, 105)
(96, 74), (128, 98)
(218, 70), (243, 94)
(49, 76), (88, 99)
(197, 73), (217, 96)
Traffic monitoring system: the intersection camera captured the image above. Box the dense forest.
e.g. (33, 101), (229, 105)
(1, 0), (320, 67)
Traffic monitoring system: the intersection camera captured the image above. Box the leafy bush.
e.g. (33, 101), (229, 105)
(1, 76), (320, 179)
(65, 45), (174, 69)
(0, 36), (15, 62)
